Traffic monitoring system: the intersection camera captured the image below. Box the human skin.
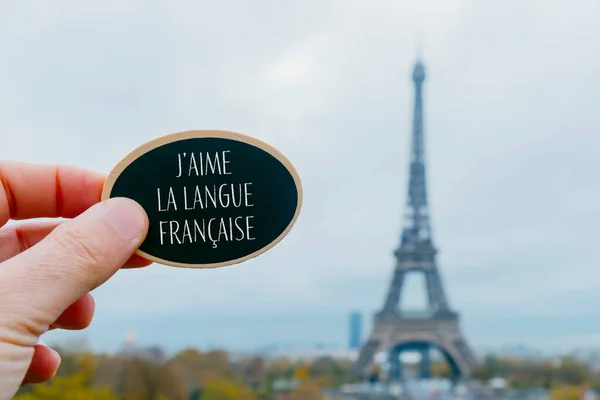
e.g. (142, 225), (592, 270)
(0, 161), (150, 399)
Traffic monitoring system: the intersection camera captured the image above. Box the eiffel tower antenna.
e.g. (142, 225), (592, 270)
(354, 58), (478, 383)
(416, 29), (424, 60)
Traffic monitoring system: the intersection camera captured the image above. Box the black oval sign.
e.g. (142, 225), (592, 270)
(101, 130), (303, 268)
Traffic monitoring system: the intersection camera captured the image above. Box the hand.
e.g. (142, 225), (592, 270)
(0, 161), (150, 399)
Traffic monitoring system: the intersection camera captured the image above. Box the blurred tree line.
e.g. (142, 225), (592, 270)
(13, 347), (600, 400)
(13, 345), (351, 400)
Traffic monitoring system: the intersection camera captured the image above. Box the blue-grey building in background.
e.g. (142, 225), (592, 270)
(349, 312), (362, 350)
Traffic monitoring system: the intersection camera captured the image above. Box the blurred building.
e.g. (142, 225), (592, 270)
(349, 312), (362, 350)
(272, 379), (300, 400)
(120, 331), (166, 364)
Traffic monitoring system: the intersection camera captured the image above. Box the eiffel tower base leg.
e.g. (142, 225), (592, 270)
(419, 347), (431, 379)
(388, 347), (402, 382)
(450, 368), (460, 386)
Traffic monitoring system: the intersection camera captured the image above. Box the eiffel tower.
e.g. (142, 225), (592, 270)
(354, 59), (477, 382)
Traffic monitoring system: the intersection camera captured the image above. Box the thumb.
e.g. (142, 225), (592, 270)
(0, 197), (148, 340)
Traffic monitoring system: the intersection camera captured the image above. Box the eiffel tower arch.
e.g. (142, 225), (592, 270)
(354, 59), (477, 382)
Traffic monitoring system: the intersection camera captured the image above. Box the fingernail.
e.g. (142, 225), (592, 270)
(100, 198), (148, 241)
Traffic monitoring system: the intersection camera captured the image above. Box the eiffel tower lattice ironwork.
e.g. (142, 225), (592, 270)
(354, 59), (478, 382)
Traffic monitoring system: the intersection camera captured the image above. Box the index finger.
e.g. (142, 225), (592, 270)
(0, 161), (106, 226)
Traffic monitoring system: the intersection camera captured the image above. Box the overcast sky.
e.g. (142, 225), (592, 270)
(2, 0), (600, 356)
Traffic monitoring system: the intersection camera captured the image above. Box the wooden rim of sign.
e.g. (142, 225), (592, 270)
(101, 129), (303, 269)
